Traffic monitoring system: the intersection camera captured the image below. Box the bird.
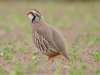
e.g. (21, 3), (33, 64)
(27, 9), (70, 61)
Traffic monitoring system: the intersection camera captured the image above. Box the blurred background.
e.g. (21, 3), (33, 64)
(0, 0), (100, 75)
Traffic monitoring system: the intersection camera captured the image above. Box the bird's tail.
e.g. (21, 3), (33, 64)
(62, 49), (71, 61)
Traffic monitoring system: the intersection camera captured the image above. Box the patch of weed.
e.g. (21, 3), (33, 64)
(10, 70), (24, 75)
(27, 55), (41, 71)
(55, 62), (61, 75)
(70, 48), (83, 62)
(0, 67), (5, 74)
(93, 69), (100, 75)
(4, 55), (13, 60)
(68, 64), (87, 75)
(90, 51), (100, 61)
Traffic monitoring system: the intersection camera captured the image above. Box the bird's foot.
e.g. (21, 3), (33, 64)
(48, 56), (55, 62)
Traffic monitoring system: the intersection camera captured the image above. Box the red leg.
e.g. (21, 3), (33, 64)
(48, 56), (52, 60)
(48, 56), (55, 62)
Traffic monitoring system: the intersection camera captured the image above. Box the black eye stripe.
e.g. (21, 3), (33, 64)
(30, 12), (36, 22)
(32, 15), (36, 22)
(29, 11), (40, 18)
(31, 12), (41, 23)
(31, 12), (34, 16)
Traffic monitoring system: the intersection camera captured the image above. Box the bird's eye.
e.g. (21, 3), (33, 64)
(36, 14), (40, 18)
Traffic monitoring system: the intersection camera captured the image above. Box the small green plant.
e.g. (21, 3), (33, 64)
(55, 62), (61, 75)
(10, 70), (24, 75)
(90, 51), (100, 61)
(15, 62), (23, 69)
(2, 41), (16, 54)
(4, 55), (13, 60)
(19, 47), (27, 53)
(15, 41), (27, 53)
(0, 67), (5, 74)
(68, 64), (87, 75)
(27, 56), (41, 71)
(70, 48), (83, 62)
(55, 68), (61, 75)
(93, 69), (100, 75)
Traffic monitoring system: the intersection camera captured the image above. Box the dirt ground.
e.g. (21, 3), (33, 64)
(0, 1), (100, 75)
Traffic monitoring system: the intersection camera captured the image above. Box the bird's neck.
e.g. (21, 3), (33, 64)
(31, 19), (49, 31)
(32, 19), (47, 26)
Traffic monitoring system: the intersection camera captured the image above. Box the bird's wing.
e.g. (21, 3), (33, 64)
(52, 28), (67, 51)
(36, 27), (59, 52)
(52, 28), (70, 60)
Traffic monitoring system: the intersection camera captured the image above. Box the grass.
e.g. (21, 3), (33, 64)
(27, 59), (41, 71)
(86, 33), (100, 47)
(90, 51), (100, 61)
(70, 47), (83, 62)
(68, 64), (87, 75)
(10, 70), (24, 75)
(55, 62), (61, 75)
(0, 67), (5, 75)
(0, 1), (100, 75)
(4, 55), (13, 60)
(93, 69), (100, 75)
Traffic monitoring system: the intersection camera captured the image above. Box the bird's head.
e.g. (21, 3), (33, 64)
(27, 9), (44, 24)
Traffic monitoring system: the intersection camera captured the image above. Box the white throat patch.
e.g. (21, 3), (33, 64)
(28, 14), (34, 20)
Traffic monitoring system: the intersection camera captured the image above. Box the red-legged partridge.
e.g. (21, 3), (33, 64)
(27, 9), (70, 61)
